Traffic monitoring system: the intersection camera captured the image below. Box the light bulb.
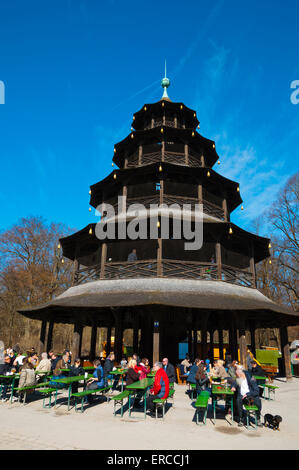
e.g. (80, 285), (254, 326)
(213, 143), (215, 148)
(192, 131), (195, 137)
(144, 106), (147, 111)
(57, 243), (61, 249)
(61, 258), (64, 264)
(89, 190), (91, 194)
(89, 208), (91, 212)
(229, 227), (233, 234)
(207, 171), (210, 177)
(241, 205), (244, 210)
(269, 259), (272, 265)
(89, 228), (92, 235)
(133, 116), (135, 120)
(131, 133), (134, 139)
(161, 128), (164, 133)
(237, 186), (240, 192)
(113, 173), (117, 179)
(268, 243), (272, 248)
(217, 160), (220, 165)
(157, 221), (160, 228)
(180, 105), (183, 110)
(162, 102), (165, 107)
(159, 165), (162, 172)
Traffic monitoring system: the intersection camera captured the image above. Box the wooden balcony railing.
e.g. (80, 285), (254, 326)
(126, 150), (202, 168)
(74, 259), (254, 288)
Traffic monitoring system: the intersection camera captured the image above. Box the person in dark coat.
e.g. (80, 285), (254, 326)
(231, 366), (262, 427)
(187, 358), (200, 384)
(195, 362), (210, 393)
(161, 358), (176, 383)
(249, 361), (265, 378)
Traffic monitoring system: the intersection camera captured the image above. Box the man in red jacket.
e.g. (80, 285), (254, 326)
(147, 361), (169, 417)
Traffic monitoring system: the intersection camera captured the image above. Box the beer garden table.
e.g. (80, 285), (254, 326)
(52, 374), (93, 411)
(109, 369), (128, 392)
(211, 384), (234, 422)
(126, 377), (154, 419)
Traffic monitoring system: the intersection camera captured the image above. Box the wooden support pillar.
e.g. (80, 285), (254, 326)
(100, 242), (107, 279)
(200, 153), (205, 167)
(114, 315), (123, 363)
(138, 144), (142, 166)
(133, 315), (139, 354)
(72, 259), (79, 286)
(209, 329), (214, 363)
(200, 314), (209, 359)
(222, 197), (229, 222)
(157, 238), (163, 277)
(193, 324), (198, 360)
(72, 323), (83, 360)
(122, 185), (127, 213)
(229, 314), (238, 361)
(280, 326), (292, 380)
(198, 183), (203, 203)
(38, 320), (47, 356)
(153, 321), (160, 365)
(46, 320), (54, 353)
(188, 329), (192, 357)
(218, 328), (224, 360)
(161, 139), (165, 162)
(249, 321), (256, 357)
(216, 242), (222, 280)
(89, 325), (97, 360)
(174, 114), (177, 128)
(106, 326), (112, 356)
(184, 143), (189, 166)
(238, 316), (247, 369)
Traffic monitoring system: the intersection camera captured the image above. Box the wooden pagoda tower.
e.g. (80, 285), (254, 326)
(20, 73), (298, 378)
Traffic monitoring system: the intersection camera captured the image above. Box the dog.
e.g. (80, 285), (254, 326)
(263, 413), (282, 430)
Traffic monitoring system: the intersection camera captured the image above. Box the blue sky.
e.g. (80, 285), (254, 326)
(0, 0), (298, 237)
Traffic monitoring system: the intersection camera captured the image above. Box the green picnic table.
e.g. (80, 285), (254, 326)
(51, 374), (93, 410)
(212, 384), (234, 422)
(126, 377), (154, 419)
(0, 374), (19, 403)
(109, 369), (128, 392)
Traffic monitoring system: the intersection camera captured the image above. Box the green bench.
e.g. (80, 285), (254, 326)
(71, 386), (111, 412)
(35, 388), (58, 408)
(14, 381), (52, 404)
(110, 390), (132, 417)
(244, 404), (259, 429)
(194, 391), (210, 425)
(260, 383), (279, 400)
(152, 389), (176, 420)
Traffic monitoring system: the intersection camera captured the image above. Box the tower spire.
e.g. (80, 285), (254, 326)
(161, 60), (171, 101)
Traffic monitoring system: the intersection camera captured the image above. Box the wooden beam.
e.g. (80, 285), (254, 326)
(38, 320), (47, 356)
(100, 243), (107, 279)
(280, 326), (292, 381)
(216, 242), (222, 280)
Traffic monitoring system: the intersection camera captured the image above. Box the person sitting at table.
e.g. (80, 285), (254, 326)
(211, 360), (228, 380)
(28, 352), (39, 368)
(126, 359), (142, 385)
(249, 360), (265, 378)
(147, 361), (169, 417)
(205, 359), (211, 373)
(126, 359), (143, 407)
(103, 352), (118, 390)
(187, 358), (200, 385)
(49, 351), (70, 388)
(231, 365), (262, 427)
(195, 362), (210, 393)
(138, 358), (150, 379)
(36, 352), (51, 373)
(120, 357), (128, 368)
(18, 357), (37, 402)
(0, 355), (13, 402)
(181, 354), (192, 375)
(162, 358), (176, 384)
(85, 359), (105, 402)
(227, 360), (239, 379)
